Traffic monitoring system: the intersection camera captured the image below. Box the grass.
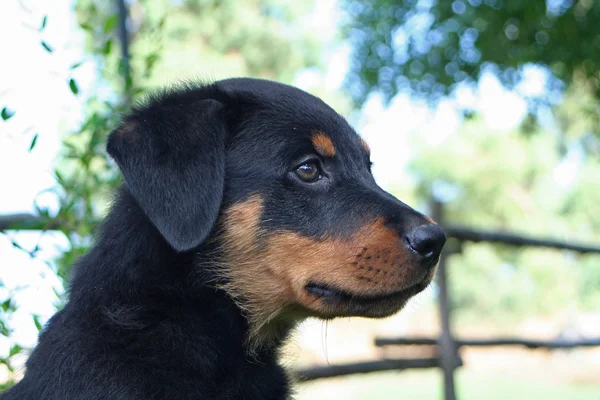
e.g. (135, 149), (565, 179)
(296, 368), (600, 400)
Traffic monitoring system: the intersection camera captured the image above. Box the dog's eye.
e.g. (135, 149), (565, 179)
(295, 162), (321, 182)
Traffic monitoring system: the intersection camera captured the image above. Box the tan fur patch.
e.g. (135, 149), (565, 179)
(217, 195), (289, 351)
(311, 131), (336, 157)
(263, 220), (417, 304)
(359, 137), (371, 155)
(217, 198), (421, 351)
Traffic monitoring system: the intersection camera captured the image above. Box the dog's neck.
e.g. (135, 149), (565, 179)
(67, 187), (286, 365)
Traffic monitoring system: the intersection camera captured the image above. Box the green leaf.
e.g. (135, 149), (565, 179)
(0, 299), (11, 312)
(33, 315), (43, 332)
(69, 78), (79, 95)
(79, 23), (93, 32)
(0, 320), (9, 337)
(103, 15), (118, 35)
(1, 107), (15, 121)
(70, 61), (84, 70)
(31, 245), (40, 255)
(102, 38), (112, 55)
(41, 41), (53, 53)
(145, 53), (159, 71)
(10, 241), (24, 252)
(54, 170), (66, 186)
(29, 134), (39, 151)
(158, 16), (166, 29)
(9, 345), (22, 358)
(40, 15), (47, 31)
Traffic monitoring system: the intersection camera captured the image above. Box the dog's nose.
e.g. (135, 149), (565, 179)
(405, 224), (446, 263)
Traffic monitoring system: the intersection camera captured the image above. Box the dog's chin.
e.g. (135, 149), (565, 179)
(304, 277), (432, 319)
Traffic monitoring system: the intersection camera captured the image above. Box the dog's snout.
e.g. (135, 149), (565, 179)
(405, 224), (446, 262)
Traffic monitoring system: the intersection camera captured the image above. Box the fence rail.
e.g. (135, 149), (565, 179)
(445, 225), (600, 254)
(4, 214), (600, 253)
(295, 357), (442, 382)
(374, 336), (600, 349)
(0, 214), (48, 231)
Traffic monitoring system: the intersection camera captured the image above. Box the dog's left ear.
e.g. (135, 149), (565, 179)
(107, 98), (226, 252)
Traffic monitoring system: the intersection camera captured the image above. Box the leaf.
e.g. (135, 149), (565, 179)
(33, 315), (43, 332)
(1, 107), (15, 121)
(0, 320), (9, 336)
(40, 15), (47, 31)
(102, 38), (112, 55)
(54, 170), (66, 186)
(69, 78), (79, 95)
(70, 61), (84, 70)
(9, 345), (22, 358)
(10, 241), (24, 252)
(103, 15), (118, 34)
(157, 16), (166, 30)
(30, 245), (41, 257)
(29, 134), (39, 151)
(79, 23), (93, 32)
(41, 41), (53, 53)
(0, 299), (11, 312)
(145, 53), (159, 71)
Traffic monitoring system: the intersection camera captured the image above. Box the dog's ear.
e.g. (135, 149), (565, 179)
(107, 98), (226, 252)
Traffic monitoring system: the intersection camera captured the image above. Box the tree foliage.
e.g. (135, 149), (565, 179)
(343, 0), (600, 138)
(143, 0), (321, 85)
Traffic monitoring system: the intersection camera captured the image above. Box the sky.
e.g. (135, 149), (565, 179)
(0, 0), (551, 356)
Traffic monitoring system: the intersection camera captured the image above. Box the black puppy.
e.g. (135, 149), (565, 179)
(2, 78), (446, 399)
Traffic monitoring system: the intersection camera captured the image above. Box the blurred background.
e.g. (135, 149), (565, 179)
(1, 0), (600, 398)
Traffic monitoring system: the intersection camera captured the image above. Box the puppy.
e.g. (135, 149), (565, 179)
(2, 78), (445, 399)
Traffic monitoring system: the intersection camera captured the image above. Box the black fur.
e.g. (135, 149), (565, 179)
(2, 78), (444, 399)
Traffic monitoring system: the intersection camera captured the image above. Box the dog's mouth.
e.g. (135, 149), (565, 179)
(304, 277), (431, 318)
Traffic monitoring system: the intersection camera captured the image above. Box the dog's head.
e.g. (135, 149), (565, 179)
(108, 78), (445, 346)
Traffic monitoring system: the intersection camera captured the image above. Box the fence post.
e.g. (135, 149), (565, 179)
(117, 0), (131, 104)
(431, 199), (459, 400)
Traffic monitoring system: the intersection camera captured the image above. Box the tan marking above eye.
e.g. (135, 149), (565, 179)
(311, 131), (336, 157)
